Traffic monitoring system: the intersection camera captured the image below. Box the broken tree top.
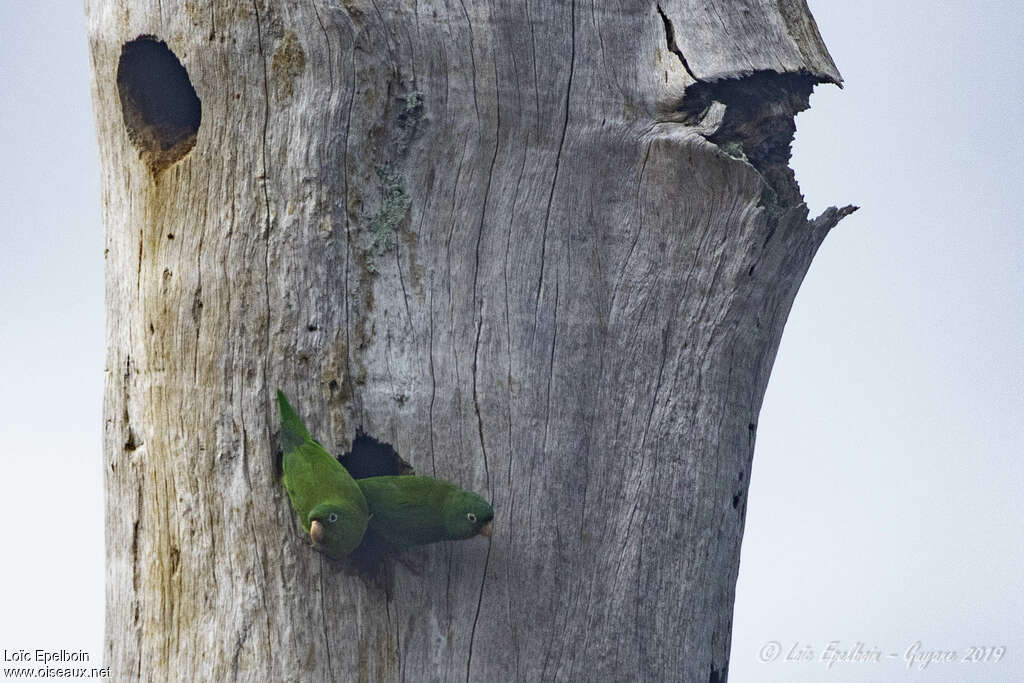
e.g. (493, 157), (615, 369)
(657, 0), (842, 85)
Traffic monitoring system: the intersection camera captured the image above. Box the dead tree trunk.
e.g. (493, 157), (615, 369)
(87, 1), (851, 680)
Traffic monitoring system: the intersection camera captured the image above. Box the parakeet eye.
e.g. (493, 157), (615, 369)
(466, 512), (477, 523)
(328, 513), (339, 524)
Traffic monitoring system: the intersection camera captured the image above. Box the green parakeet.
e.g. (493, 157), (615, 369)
(356, 475), (494, 548)
(277, 390), (369, 559)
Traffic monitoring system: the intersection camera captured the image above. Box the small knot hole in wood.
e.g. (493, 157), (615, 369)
(116, 37), (201, 175)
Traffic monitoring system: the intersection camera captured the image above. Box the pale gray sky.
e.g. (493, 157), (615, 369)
(0, 0), (107, 667)
(1, 1), (1021, 681)
(732, 1), (1024, 681)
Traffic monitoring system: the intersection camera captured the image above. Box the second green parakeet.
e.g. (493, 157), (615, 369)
(278, 390), (368, 559)
(356, 475), (494, 548)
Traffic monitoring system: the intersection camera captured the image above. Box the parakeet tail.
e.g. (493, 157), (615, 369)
(277, 390), (311, 452)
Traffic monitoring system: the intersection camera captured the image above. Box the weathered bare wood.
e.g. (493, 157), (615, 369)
(87, 1), (850, 680)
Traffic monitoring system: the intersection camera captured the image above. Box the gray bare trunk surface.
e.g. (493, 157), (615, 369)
(87, 0), (851, 680)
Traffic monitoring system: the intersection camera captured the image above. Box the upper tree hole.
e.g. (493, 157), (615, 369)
(117, 37), (201, 175)
(339, 430), (413, 479)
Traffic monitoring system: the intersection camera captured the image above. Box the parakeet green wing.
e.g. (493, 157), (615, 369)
(278, 390), (369, 558)
(357, 475), (493, 548)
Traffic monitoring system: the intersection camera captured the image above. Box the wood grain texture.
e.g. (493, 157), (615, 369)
(657, 0), (841, 83)
(87, 1), (850, 680)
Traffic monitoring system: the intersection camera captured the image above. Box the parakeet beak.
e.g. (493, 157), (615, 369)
(478, 521), (493, 538)
(310, 520), (326, 545)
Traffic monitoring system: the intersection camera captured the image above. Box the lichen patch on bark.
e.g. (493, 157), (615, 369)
(271, 31), (306, 104)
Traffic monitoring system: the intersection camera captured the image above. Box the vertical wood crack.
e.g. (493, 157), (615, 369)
(656, 4), (701, 83)
(534, 0), (575, 329)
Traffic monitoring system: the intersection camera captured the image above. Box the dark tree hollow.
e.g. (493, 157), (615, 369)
(116, 36), (200, 174)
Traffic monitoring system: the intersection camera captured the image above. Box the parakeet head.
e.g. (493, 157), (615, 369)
(308, 501), (368, 559)
(443, 490), (494, 540)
